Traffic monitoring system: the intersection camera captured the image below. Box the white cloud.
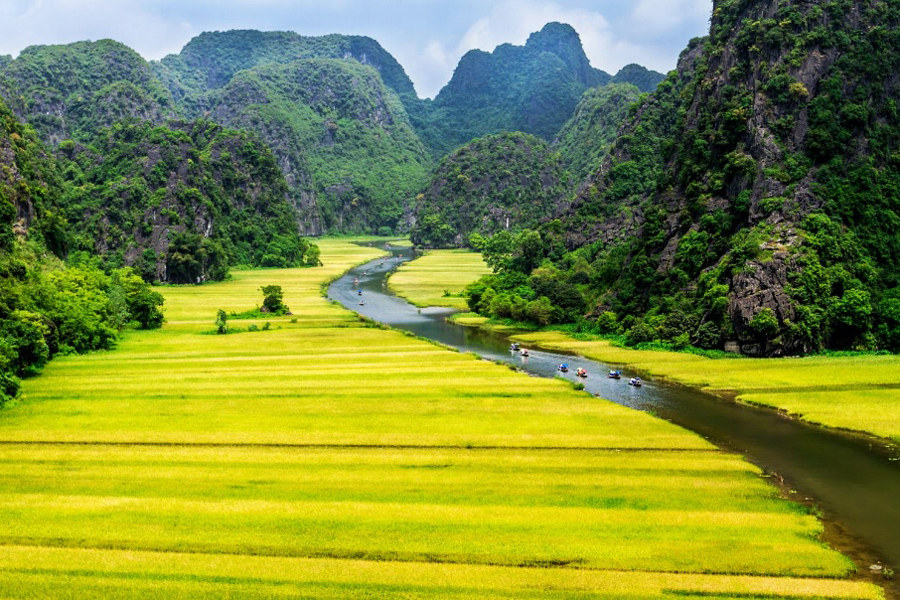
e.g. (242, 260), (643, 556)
(629, 0), (712, 35)
(408, 0), (688, 96)
(458, 0), (610, 56)
(0, 0), (193, 60)
(0, 0), (712, 99)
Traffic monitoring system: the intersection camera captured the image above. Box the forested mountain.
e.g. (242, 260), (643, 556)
(467, 0), (900, 355)
(415, 23), (664, 156)
(1, 97), (166, 407)
(0, 27), (667, 237)
(410, 132), (570, 247)
(206, 59), (429, 233)
(555, 83), (642, 182)
(154, 30), (418, 115)
(0, 40), (175, 146)
(155, 30), (433, 234)
(610, 64), (666, 92)
(58, 119), (314, 283)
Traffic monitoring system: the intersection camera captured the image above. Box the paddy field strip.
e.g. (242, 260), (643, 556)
(388, 249), (491, 309)
(512, 332), (900, 443)
(0, 240), (883, 598)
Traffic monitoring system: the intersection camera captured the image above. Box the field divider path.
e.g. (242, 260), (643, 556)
(0, 240), (887, 599)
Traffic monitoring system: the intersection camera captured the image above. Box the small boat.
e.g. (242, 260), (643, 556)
(510, 343), (521, 353)
(521, 350), (530, 358)
(607, 370), (622, 379)
(629, 377), (643, 387)
(576, 368), (588, 378)
(358, 290), (363, 296)
(558, 364), (569, 373)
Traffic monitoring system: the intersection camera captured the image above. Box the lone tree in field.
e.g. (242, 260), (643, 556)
(261, 285), (289, 315)
(215, 310), (228, 335)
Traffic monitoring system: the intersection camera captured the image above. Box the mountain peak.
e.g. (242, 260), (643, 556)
(524, 22), (602, 87)
(526, 22), (581, 49)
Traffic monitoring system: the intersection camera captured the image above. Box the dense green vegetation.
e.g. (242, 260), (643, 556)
(207, 59), (429, 234)
(456, 0), (900, 356)
(555, 83), (643, 182)
(57, 118), (316, 281)
(0, 39), (174, 145)
(0, 96), (164, 407)
(411, 133), (569, 247)
(154, 30), (418, 115)
(415, 23), (663, 156)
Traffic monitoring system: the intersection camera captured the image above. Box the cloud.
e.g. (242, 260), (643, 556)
(629, 0), (712, 35)
(407, 0), (691, 96)
(0, 0), (193, 60)
(0, 0), (711, 99)
(458, 0), (610, 56)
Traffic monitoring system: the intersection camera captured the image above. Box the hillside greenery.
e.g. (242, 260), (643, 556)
(410, 133), (570, 248)
(0, 39), (174, 145)
(57, 119), (317, 282)
(555, 83), (643, 182)
(154, 30), (418, 116)
(208, 59), (429, 234)
(0, 97), (164, 408)
(461, 0), (900, 356)
(412, 23), (665, 157)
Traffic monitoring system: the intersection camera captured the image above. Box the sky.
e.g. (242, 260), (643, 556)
(0, 0), (712, 98)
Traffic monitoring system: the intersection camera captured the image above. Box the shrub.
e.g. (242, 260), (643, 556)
(261, 285), (289, 315)
(215, 310), (228, 335)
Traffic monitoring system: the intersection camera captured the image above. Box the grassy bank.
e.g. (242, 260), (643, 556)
(0, 240), (883, 598)
(388, 249), (490, 309)
(512, 332), (900, 445)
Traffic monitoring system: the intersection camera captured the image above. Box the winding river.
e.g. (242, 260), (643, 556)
(328, 245), (900, 585)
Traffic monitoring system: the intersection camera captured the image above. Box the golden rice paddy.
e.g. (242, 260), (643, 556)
(0, 240), (883, 599)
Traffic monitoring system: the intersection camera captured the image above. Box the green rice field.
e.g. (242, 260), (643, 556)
(0, 240), (883, 598)
(388, 249), (490, 309)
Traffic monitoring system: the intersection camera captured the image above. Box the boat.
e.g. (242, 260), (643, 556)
(558, 364), (569, 373)
(521, 350), (530, 358)
(629, 377), (643, 387)
(510, 343), (521, 353)
(607, 370), (622, 379)
(576, 368), (588, 378)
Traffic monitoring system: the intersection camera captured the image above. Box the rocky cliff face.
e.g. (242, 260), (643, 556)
(207, 59), (429, 234)
(411, 132), (570, 247)
(0, 96), (65, 254)
(57, 120), (307, 282)
(0, 40), (175, 146)
(562, 0), (900, 354)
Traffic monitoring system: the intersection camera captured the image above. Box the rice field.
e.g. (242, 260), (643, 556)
(388, 249), (491, 309)
(513, 332), (900, 443)
(0, 240), (883, 599)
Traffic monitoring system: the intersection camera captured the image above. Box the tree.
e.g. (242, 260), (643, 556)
(113, 268), (165, 330)
(215, 310), (228, 335)
(749, 308), (780, 340)
(261, 285), (288, 315)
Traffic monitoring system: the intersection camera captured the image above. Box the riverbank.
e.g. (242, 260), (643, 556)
(386, 249), (490, 309)
(0, 240), (883, 598)
(509, 330), (900, 447)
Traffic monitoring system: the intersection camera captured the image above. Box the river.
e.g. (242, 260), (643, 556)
(328, 244), (900, 591)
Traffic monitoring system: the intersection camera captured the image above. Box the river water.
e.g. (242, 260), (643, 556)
(328, 245), (900, 583)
